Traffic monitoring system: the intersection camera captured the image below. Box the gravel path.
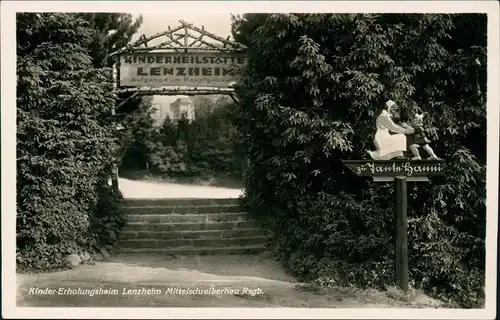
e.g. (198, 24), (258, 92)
(16, 254), (444, 308)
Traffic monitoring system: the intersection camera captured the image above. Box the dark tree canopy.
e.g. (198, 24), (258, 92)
(231, 13), (486, 307)
(230, 13), (269, 47)
(76, 13), (150, 142)
(77, 13), (143, 68)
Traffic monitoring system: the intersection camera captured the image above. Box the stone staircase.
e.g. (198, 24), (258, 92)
(117, 198), (268, 255)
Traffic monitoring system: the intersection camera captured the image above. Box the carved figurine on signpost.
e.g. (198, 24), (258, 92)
(367, 100), (415, 160)
(406, 112), (442, 161)
(342, 99), (446, 292)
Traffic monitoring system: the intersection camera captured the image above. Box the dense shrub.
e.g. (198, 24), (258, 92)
(89, 178), (125, 249)
(119, 97), (159, 171)
(182, 103), (244, 177)
(16, 13), (123, 270)
(232, 13), (486, 307)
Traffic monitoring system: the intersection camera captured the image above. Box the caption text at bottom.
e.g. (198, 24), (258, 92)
(28, 287), (264, 296)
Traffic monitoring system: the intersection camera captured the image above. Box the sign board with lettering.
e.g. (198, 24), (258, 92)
(341, 160), (446, 178)
(118, 52), (247, 88)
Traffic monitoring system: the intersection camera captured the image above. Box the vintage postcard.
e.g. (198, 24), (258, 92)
(2, 1), (499, 319)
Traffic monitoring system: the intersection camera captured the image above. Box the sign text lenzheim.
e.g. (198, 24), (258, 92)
(119, 52), (247, 88)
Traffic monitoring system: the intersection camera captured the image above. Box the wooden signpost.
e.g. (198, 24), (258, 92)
(342, 159), (446, 291)
(341, 100), (447, 291)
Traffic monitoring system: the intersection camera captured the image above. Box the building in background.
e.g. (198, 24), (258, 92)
(150, 95), (195, 126)
(170, 96), (195, 120)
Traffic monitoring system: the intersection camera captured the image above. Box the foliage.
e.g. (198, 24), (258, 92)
(232, 13), (486, 307)
(79, 12), (147, 161)
(16, 13), (125, 270)
(77, 13), (143, 68)
(81, 12), (144, 249)
(231, 13), (270, 47)
(89, 177), (126, 248)
(118, 96), (157, 170)
(119, 97), (244, 180)
(191, 95), (234, 118)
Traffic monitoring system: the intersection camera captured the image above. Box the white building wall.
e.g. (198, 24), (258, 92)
(150, 95), (195, 126)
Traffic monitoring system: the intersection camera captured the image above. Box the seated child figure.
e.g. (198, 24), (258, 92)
(407, 113), (441, 160)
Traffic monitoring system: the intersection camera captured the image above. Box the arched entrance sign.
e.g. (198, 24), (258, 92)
(107, 20), (247, 191)
(108, 19), (247, 111)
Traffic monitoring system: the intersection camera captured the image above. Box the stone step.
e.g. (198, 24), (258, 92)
(118, 236), (268, 249)
(119, 228), (263, 240)
(117, 198), (264, 256)
(122, 198), (240, 207)
(123, 221), (257, 232)
(115, 244), (267, 255)
(126, 212), (247, 223)
(123, 204), (241, 214)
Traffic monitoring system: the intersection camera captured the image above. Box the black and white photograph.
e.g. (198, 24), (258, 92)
(2, 1), (499, 319)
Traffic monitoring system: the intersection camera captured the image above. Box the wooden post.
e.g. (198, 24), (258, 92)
(394, 177), (408, 292)
(110, 125), (120, 195)
(111, 162), (119, 195)
(342, 159), (445, 291)
(111, 60), (119, 195)
(184, 24), (189, 53)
